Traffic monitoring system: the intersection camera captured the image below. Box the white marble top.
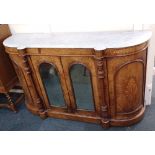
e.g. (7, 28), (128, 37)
(3, 31), (152, 50)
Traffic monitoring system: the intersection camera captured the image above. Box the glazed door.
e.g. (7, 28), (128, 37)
(61, 56), (101, 115)
(30, 52), (102, 119)
(30, 55), (71, 111)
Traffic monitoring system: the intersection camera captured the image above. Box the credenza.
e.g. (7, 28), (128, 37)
(3, 31), (152, 127)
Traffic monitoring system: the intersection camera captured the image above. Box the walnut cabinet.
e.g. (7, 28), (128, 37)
(3, 32), (151, 127)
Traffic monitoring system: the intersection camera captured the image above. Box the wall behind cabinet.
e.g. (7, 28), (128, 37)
(9, 24), (134, 33)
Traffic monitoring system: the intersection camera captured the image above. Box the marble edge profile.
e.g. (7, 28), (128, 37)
(3, 31), (152, 51)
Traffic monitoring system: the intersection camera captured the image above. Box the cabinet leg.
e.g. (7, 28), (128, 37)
(100, 119), (110, 128)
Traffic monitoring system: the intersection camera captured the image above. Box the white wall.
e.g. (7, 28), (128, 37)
(9, 24), (134, 34)
(9, 24), (51, 34)
(8, 24), (155, 105)
(143, 25), (155, 105)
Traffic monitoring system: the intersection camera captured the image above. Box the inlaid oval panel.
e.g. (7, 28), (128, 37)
(70, 64), (94, 111)
(114, 61), (144, 114)
(39, 63), (66, 107)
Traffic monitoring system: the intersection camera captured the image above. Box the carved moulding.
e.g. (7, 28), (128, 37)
(17, 49), (47, 118)
(94, 50), (110, 127)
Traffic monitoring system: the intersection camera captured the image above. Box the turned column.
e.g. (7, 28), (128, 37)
(18, 48), (47, 118)
(94, 50), (110, 127)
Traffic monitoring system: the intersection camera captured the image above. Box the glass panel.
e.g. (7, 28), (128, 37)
(39, 63), (66, 107)
(70, 64), (94, 111)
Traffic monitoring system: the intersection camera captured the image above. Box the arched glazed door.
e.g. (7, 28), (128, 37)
(30, 55), (71, 110)
(61, 55), (101, 114)
(39, 63), (66, 107)
(70, 64), (94, 111)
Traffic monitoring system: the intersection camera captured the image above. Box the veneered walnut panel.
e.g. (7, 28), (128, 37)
(106, 49), (147, 119)
(114, 61), (144, 114)
(26, 48), (94, 56)
(104, 42), (148, 57)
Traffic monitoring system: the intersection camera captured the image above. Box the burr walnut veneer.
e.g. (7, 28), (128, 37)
(3, 31), (152, 127)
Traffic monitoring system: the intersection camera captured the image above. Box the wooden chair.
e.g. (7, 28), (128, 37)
(0, 24), (24, 112)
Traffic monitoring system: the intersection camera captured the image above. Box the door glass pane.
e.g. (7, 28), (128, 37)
(39, 63), (66, 107)
(70, 64), (94, 111)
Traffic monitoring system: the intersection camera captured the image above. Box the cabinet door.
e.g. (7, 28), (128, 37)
(61, 56), (101, 114)
(30, 55), (71, 110)
(106, 48), (147, 120)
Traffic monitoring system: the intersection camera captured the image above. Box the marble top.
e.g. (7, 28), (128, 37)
(3, 31), (152, 50)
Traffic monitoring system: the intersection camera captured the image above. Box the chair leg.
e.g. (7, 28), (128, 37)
(5, 93), (17, 112)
